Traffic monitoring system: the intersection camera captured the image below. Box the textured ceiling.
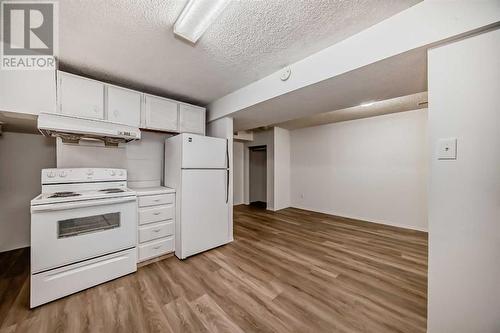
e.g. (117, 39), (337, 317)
(58, 0), (421, 106)
(232, 47), (428, 131)
(275, 92), (428, 130)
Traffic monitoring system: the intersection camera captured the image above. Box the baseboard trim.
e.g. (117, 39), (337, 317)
(289, 205), (428, 233)
(0, 245), (30, 254)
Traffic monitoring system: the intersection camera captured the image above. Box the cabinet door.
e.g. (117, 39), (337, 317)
(58, 72), (104, 119)
(144, 95), (178, 132)
(0, 68), (56, 115)
(179, 104), (205, 135)
(106, 86), (141, 127)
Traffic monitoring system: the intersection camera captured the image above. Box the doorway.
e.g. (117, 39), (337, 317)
(249, 145), (267, 209)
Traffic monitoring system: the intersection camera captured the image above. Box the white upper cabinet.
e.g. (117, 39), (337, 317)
(0, 68), (56, 115)
(143, 95), (179, 132)
(54, 71), (206, 135)
(179, 104), (206, 135)
(58, 72), (104, 120)
(106, 86), (141, 127)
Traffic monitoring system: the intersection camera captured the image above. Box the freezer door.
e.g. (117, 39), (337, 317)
(181, 134), (227, 169)
(179, 169), (230, 258)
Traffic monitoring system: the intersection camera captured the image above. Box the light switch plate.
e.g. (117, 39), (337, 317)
(437, 138), (457, 160)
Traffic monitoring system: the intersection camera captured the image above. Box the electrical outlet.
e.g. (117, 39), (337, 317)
(437, 138), (457, 160)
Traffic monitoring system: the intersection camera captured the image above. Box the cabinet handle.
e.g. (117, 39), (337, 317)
(153, 212), (161, 215)
(225, 139), (229, 204)
(153, 229), (161, 233)
(154, 199), (161, 202)
(153, 245), (161, 250)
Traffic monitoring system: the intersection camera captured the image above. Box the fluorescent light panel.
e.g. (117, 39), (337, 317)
(174, 0), (230, 43)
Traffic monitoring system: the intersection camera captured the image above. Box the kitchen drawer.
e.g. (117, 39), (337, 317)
(138, 221), (174, 243)
(31, 248), (136, 308)
(139, 205), (174, 225)
(138, 194), (175, 207)
(138, 237), (174, 262)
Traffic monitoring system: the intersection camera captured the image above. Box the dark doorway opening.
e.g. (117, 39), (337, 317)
(249, 145), (267, 209)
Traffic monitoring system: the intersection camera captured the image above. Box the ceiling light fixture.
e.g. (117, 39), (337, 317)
(360, 101), (376, 107)
(174, 0), (230, 44)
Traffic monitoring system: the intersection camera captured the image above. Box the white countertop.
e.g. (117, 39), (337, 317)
(130, 186), (176, 196)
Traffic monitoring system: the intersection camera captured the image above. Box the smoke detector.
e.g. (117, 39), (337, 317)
(280, 67), (291, 81)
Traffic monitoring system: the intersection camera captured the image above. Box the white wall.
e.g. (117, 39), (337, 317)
(233, 141), (244, 205)
(0, 132), (56, 252)
(249, 149), (267, 203)
(57, 131), (172, 188)
(290, 109), (428, 231)
(274, 127), (291, 210)
(427, 29), (500, 333)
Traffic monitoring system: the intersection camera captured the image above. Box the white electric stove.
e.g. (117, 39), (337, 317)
(30, 168), (138, 308)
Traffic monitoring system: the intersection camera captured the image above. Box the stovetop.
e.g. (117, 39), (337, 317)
(32, 168), (135, 206)
(32, 187), (136, 206)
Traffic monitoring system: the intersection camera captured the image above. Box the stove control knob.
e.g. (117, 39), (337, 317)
(86, 169), (94, 176)
(47, 171), (55, 178)
(119, 170), (124, 176)
(59, 171), (67, 178)
(110, 170), (116, 176)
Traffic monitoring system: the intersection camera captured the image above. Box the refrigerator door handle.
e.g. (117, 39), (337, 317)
(225, 139), (229, 169)
(225, 138), (229, 203)
(226, 169), (229, 203)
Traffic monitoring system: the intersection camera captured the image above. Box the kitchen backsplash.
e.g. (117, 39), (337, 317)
(56, 131), (173, 188)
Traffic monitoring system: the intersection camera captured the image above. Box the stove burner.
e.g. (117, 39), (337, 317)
(99, 188), (125, 194)
(49, 192), (82, 198)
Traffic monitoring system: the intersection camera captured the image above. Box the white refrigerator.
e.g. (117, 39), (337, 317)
(165, 133), (232, 259)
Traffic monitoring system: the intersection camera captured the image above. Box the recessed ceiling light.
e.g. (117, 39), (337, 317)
(174, 0), (230, 44)
(360, 101), (375, 107)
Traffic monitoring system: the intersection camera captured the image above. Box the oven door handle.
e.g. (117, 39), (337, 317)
(31, 197), (136, 212)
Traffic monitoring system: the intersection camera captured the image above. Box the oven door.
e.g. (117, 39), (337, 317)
(31, 196), (137, 273)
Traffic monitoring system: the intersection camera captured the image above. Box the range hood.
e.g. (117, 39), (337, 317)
(38, 112), (141, 146)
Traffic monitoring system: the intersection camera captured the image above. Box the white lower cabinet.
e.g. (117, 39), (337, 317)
(139, 205), (175, 225)
(134, 187), (176, 263)
(138, 193), (175, 208)
(138, 237), (174, 261)
(138, 221), (174, 243)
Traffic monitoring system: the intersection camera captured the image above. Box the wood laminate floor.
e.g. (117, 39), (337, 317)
(0, 206), (428, 333)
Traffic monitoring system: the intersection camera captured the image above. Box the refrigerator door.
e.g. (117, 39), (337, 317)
(179, 169), (230, 259)
(181, 134), (227, 169)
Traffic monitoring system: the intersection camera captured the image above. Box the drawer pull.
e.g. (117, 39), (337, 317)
(153, 229), (161, 233)
(153, 212), (161, 215)
(154, 199), (161, 202)
(153, 245), (162, 250)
